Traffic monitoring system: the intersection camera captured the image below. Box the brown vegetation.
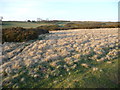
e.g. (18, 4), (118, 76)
(2, 27), (49, 43)
(2, 21), (119, 43)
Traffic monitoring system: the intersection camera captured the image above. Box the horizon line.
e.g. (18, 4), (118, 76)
(2, 20), (118, 22)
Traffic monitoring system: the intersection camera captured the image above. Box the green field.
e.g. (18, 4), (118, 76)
(3, 58), (119, 88)
(2, 21), (52, 29)
(2, 21), (68, 29)
(2, 21), (118, 29)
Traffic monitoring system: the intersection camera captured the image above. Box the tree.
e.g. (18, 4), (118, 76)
(27, 20), (31, 22)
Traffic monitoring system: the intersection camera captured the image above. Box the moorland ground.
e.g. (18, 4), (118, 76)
(1, 28), (119, 88)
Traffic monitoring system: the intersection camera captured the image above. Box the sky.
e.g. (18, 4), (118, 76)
(0, 0), (119, 21)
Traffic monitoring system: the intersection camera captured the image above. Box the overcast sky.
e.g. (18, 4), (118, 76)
(0, 0), (119, 21)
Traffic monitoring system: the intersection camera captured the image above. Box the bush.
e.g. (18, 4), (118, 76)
(2, 27), (49, 43)
(62, 22), (119, 30)
(27, 20), (31, 22)
(34, 22), (119, 31)
(37, 25), (60, 31)
(32, 20), (36, 23)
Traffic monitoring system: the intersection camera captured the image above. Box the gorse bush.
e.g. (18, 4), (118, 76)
(2, 27), (49, 43)
(37, 25), (60, 31)
(36, 22), (119, 31)
(63, 22), (119, 29)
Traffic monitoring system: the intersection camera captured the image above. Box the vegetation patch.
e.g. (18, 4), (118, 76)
(2, 27), (49, 43)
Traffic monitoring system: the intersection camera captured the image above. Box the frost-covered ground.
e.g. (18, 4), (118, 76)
(1, 28), (119, 88)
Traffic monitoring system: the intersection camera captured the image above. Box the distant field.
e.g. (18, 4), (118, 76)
(2, 21), (54, 29)
(2, 21), (119, 29)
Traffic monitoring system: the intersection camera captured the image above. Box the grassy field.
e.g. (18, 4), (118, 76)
(20, 58), (119, 88)
(2, 28), (119, 88)
(2, 21), (118, 29)
(3, 58), (119, 88)
(2, 21), (53, 29)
